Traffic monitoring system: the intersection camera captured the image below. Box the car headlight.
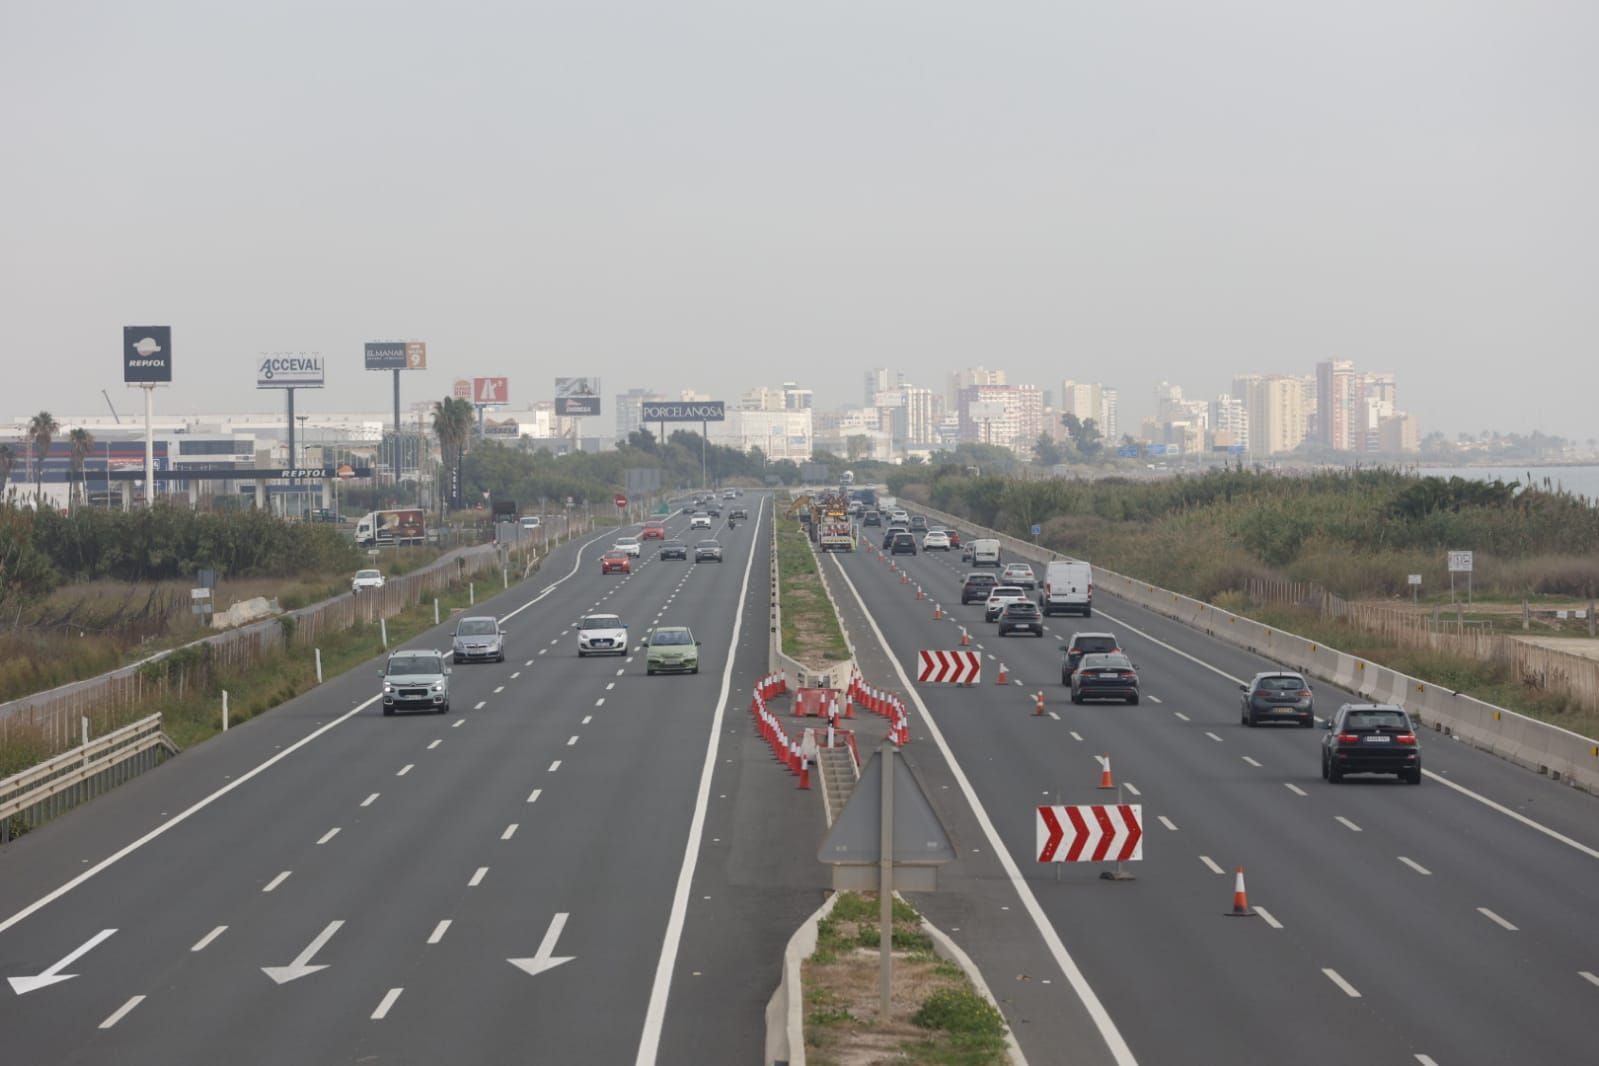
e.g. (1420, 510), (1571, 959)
(432, 682), (445, 692)
(383, 682), (394, 693)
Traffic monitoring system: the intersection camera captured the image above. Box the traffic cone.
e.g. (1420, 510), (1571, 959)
(900, 571), (909, 584)
(995, 663), (1008, 685)
(916, 586), (924, 601)
(1097, 754), (1115, 790)
(1227, 867), (1255, 917)
(959, 627), (970, 646)
(798, 755), (810, 790)
(1034, 691), (1045, 716)
(933, 603), (943, 620)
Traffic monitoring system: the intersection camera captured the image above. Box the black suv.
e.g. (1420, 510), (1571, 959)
(1321, 704), (1422, 784)
(882, 526), (908, 550)
(997, 601), (1044, 637)
(1241, 672), (1314, 727)
(1060, 632), (1122, 683)
(889, 532), (917, 555)
(960, 572), (998, 604)
(659, 539), (688, 560)
(862, 511), (881, 526)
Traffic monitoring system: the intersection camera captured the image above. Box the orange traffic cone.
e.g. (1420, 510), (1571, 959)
(900, 571), (909, 584)
(916, 586), (924, 601)
(798, 755), (811, 790)
(959, 627), (970, 647)
(1227, 867), (1255, 916)
(1097, 754), (1115, 789)
(1034, 691), (1045, 716)
(995, 663), (1008, 685)
(933, 603), (943, 621)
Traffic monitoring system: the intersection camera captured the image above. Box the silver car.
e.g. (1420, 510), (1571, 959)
(452, 616), (505, 663)
(381, 650), (451, 715)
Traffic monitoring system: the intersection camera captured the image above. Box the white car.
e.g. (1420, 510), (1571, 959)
(519, 515), (541, 530)
(577, 613), (628, 657)
(1001, 562), (1036, 589)
(921, 530), (951, 551)
(613, 536), (642, 557)
(890, 509), (910, 525)
(690, 513), (712, 530)
(352, 568), (385, 592)
(984, 585), (1030, 622)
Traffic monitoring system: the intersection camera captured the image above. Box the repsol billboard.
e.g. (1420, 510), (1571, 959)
(123, 326), (173, 383)
(640, 401), (725, 422)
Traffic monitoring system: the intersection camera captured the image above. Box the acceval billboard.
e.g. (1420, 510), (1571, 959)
(554, 377), (602, 417)
(365, 341), (427, 370)
(257, 353), (325, 388)
(123, 326), (173, 383)
(641, 401), (726, 422)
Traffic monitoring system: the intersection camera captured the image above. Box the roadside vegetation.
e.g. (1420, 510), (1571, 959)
(803, 892), (1009, 1066)
(775, 496), (850, 666)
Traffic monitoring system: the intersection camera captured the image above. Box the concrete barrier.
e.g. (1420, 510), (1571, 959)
(764, 892), (838, 1066)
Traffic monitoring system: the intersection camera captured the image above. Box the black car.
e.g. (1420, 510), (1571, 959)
(1071, 653), (1139, 705)
(1322, 704), (1421, 784)
(889, 532), (917, 555)
(694, 540), (724, 563)
(882, 526), (909, 549)
(960, 572), (998, 604)
(706, 504), (722, 517)
(862, 511), (881, 526)
(1061, 632), (1122, 683)
(1241, 672), (1315, 727)
(909, 515), (928, 531)
(729, 507), (748, 520)
(997, 601), (1044, 637)
(659, 539), (688, 560)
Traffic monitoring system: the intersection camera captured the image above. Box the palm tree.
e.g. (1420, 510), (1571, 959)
(0, 443), (15, 496)
(27, 410), (59, 505)
(432, 397), (474, 509)
(68, 427), (96, 510)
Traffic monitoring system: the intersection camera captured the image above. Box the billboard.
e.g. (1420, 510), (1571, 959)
(256, 353), (326, 389)
(452, 378), (473, 400)
(123, 326), (172, 383)
(364, 342), (405, 370)
(555, 377), (602, 417)
(404, 341), (427, 369)
(640, 401), (726, 422)
(473, 377), (509, 404)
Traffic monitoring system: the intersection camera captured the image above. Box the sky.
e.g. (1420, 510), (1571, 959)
(2, 0), (1596, 439)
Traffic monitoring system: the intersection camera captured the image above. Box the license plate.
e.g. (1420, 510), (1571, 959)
(1366, 736), (1390, 743)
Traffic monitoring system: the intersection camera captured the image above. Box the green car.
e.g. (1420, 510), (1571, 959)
(646, 626), (701, 675)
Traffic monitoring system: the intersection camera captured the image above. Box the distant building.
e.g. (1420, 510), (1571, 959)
(864, 367), (891, 408)
(1234, 374), (1311, 456)
(616, 387), (668, 442)
(1315, 359), (1363, 451)
(1379, 412), (1420, 454)
(957, 384), (1042, 456)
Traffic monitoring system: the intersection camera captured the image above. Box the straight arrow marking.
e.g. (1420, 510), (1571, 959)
(262, 920), (343, 985)
(9, 928), (116, 994)
(508, 912), (575, 977)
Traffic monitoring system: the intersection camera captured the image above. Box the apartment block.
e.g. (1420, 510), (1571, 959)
(957, 383), (1043, 455)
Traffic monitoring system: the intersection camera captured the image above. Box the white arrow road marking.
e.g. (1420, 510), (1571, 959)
(262, 921), (343, 985)
(508, 913), (576, 977)
(9, 928), (116, 994)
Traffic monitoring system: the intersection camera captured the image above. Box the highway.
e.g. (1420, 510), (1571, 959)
(0, 497), (830, 1066)
(826, 531), (1599, 1065)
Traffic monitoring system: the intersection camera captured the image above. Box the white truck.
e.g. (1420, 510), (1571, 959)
(818, 519), (857, 552)
(1041, 560), (1094, 616)
(355, 508), (426, 547)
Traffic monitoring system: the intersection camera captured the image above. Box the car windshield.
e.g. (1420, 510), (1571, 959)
(663, 540), (684, 548)
(616, 538), (638, 545)
(1004, 602), (1038, 613)
(356, 570), (380, 580)
(1081, 654), (1131, 669)
(581, 616), (621, 630)
(652, 630), (693, 646)
(457, 619), (497, 636)
(698, 541), (719, 548)
(1072, 636), (1119, 654)
(1259, 676), (1305, 692)
(1345, 710), (1409, 729)
(388, 655), (442, 675)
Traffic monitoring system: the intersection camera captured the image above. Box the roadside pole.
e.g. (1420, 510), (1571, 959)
(879, 742), (894, 1017)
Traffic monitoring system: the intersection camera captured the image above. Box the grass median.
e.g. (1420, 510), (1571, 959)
(776, 519), (850, 666)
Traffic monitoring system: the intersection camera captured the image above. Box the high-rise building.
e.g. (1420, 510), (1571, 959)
(1378, 412), (1419, 454)
(1210, 394), (1249, 452)
(1100, 387), (1119, 441)
(740, 386), (786, 412)
(957, 384), (1042, 455)
(1233, 374), (1310, 456)
(615, 387), (668, 442)
(783, 382), (814, 411)
(864, 368), (890, 407)
(1315, 360), (1363, 451)
(949, 367), (1006, 408)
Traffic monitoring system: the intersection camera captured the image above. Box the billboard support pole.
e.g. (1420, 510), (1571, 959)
(286, 388), (297, 481)
(142, 384), (155, 507)
(393, 369), (402, 498)
(701, 418), (708, 489)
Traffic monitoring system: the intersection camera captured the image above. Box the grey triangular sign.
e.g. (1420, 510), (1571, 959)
(818, 748), (956, 865)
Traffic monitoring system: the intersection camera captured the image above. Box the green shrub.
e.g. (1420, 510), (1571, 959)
(913, 987), (1007, 1041)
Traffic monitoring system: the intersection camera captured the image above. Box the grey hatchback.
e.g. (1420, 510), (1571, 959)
(1241, 672), (1314, 727)
(452, 616), (505, 663)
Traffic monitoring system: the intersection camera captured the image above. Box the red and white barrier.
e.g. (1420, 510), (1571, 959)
(1036, 805), (1144, 863)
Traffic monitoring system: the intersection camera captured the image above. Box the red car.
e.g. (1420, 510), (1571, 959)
(641, 522), (667, 540)
(600, 551), (632, 574)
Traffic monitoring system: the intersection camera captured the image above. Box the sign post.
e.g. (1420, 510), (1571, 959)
(1408, 573), (1422, 607)
(123, 326), (173, 507)
(365, 342), (426, 501)
(1448, 551), (1473, 632)
(257, 354), (326, 516)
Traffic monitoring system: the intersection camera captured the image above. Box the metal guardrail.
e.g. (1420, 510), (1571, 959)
(1, 714), (178, 843)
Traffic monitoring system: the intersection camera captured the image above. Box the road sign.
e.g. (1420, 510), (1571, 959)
(123, 326), (172, 383)
(1408, 574), (1422, 586)
(916, 649), (981, 685)
(819, 746), (955, 891)
(474, 377), (509, 404)
(641, 401), (726, 422)
(1030, 523), (1042, 537)
(1448, 551), (1474, 573)
(614, 493), (628, 509)
(1036, 805), (1143, 863)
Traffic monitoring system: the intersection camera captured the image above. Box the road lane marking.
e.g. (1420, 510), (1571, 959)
(191, 926), (228, 952)
(1421, 769), (1599, 860)
(511, 671), (521, 679)
(1285, 784), (1307, 797)
(452, 719), (464, 729)
(1416, 1056), (1441, 1066)
(596, 697), (606, 706)
(1174, 712), (1190, 721)
(263, 871), (291, 893)
(1048, 711), (1061, 720)
(525, 660), (534, 666)
(1580, 971), (1599, 988)
(539, 649), (547, 655)
(397, 764), (413, 777)
(1199, 855), (1224, 874)
(616, 668), (626, 676)
(1254, 906), (1283, 930)
(469, 867), (488, 887)
(1122, 783), (1141, 797)
(493, 686), (504, 694)
(502, 824), (519, 841)
(427, 740), (441, 750)
(821, 553), (1138, 1066)
(549, 761), (561, 772)
(1242, 756), (1261, 767)
(316, 828), (340, 845)
(1204, 731), (1223, 743)
(1477, 907), (1518, 931)
(606, 682), (616, 691)
(99, 995), (146, 1029)
(527, 789), (542, 803)
(1158, 816), (1178, 831)
(1147, 695), (1162, 704)
(1069, 731), (1084, 742)
(1399, 856), (1432, 875)
(1322, 968), (1361, 997)
(372, 988), (403, 1020)
(474, 701), (486, 710)
(1335, 816), (1362, 832)
(567, 736), (579, 746)
(361, 793), (380, 807)
(428, 921), (451, 945)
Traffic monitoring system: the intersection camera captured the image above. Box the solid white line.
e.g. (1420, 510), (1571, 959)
(548, 760), (561, 772)
(1335, 816), (1363, 833)
(1422, 769), (1599, 860)
(1285, 784), (1308, 797)
(362, 792), (380, 807)
(263, 871), (291, 893)
(1477, 906), (1519, 931)
(428, 920), (451, 945)
(316, 828), (340, 845)
(1323, 968), (1361, 997)
(99, 995), (146, 1029)
(1158, 816), (1178, 831)
(501, 824), (519, 841)
(1199, 855), (1224, 875)
(1398, 856), (1432, 876)
(371, 988), (403, 1020)
(397, 764), (413, 777)
(1253, 905), (1283, 930)
(427, 739), (441, 750)
(469, 867), (488, 887)
(1174, 711), (1190, 722)
(634, 498), (764, 1066)
(1580, 971), (1599, 988)
(1242, 756), (1262, 767)
(819, 550), (1137, 1066)
(191, 926), (227, 952)
(1204, 731), (1223, 743)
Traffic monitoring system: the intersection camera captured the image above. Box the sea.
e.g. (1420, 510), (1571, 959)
(1415, 465), (1599, 502)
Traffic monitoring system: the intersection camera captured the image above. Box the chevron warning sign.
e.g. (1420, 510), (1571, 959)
(916, 650), (981, 685)
(1036, 805), (1143, 863)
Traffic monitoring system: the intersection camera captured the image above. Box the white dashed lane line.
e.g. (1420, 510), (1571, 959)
(372, 988), (404, 1020)
(1398, 856), (1431, 876)
(1323, 969), (1361, 998)
(428, 921), (451, 945)
(606, 682), (616, 691)
(581, 715), (592, 725)
(1174, 712), (1190, 722)
(548, 761), (561, 772)
(427, 740), (441, 750)
(452, 719), (464, 729)
(1253, 906), (1283, 930)
(99, 995), (146, 1029)
(1204, 731), (1223, 743)
(1335, 816), (1362, 833)
(1157, 816), (1178, 831)
(1199, 855), (1224, 875)
(263, 871), (291, 893)
(1069, 731), (1084, 742)
(567, 736), (579, 747)
(1284, 784), (1307, 797)
(468, 867), (488, 887)
(474, 701), (486, 710)
(191, 926), (227, 952)
(596, 698), (605, 707)
(361, 793), (380, 807)
(527, 789), (542, 803)
(1242, 756), (1262, 768)
(397, 764), (413, 777)
(501, 824), (519, 841)
(1122, 783), (1141, 797)
(1477, 907), (1519, 931)
(316, 828), (340, 845)
(1147, 695), (1163, 704)
(1579, 971), (1599, 989)
(493, 686), (504, 694)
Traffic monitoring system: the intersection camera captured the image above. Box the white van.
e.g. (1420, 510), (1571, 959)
(970, 539), (1002, 567)
(1042, 560), (1093, 617)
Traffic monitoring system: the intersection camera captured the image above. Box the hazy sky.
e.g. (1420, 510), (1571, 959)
(3, 1), (1595, 438)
